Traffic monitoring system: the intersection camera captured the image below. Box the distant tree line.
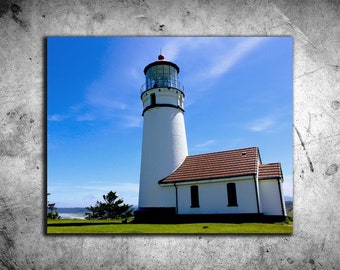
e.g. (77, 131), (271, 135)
(285, 200), (293, 212)
(47, 193), (60, 220)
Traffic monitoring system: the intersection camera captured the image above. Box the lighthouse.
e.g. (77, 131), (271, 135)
(136, 55), (188, 221)
(134, 54), (286, 224)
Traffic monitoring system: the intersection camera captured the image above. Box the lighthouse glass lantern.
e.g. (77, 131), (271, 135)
(145, 55), (180, 89)
(141, 54), (184, 95)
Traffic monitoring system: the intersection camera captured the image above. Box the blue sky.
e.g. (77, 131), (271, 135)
(47, 37), (293, 207)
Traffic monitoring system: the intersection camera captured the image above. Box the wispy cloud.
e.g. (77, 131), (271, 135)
(207, 37), (266, 77)
(247, 116), (274, 132)
(75, 113), (95, 122)
(86, 81), (128, 111)
(81, 61), (142, 129)
(195, 139), (216, 148)
(48, 114), (68, 122)
(162, 38), (194, 61)
(122, 115), (142, 128)
(162, 39), (183, 61)
(177, 37), (268, 104)
(162, 37), (216, 62)
(48, 109), (96, 122)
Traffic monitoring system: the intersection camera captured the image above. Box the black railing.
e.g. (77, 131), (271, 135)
(140, 79), (184, 94)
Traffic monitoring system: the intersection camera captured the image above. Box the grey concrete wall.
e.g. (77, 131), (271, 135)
(0, 0), (339, 269)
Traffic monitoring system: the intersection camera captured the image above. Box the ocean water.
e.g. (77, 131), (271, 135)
(57, 206), (138, 219)
(57, 208), (88, 219)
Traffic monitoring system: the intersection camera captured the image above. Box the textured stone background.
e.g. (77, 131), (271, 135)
(0, 0), (339, 269)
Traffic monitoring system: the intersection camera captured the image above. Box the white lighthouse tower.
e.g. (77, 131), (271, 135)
(136, 54), (188, 222)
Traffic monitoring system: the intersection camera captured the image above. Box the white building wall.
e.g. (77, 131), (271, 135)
(259, 179), (284, 215)
(158, 186), (176, 207)
(139, 88), (188, 208)
(279, 180), (287, 215)
(176, 179), (259, 215)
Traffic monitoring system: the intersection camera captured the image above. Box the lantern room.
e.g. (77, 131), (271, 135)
(140, 55), (184, 94)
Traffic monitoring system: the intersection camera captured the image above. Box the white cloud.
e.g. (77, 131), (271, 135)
(128, 67), (143, 83)
(161, 38), (194, 61)
(69, 103), (85, 113)
(195, 139), (216, 148)
(162, 40), (182, 61)
(162, 37), (216, 61)
(208, 37), (266, 77)
(247, 117), (274, 132)
(48, 109), (96, 122)
(122, 115), (142, 128)
(48, 114), (68, 122)
(86, 85), (127, 111)
(76, 113), (95, 121)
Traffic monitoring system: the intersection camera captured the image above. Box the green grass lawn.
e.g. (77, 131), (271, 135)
(47, 219), (293, 234)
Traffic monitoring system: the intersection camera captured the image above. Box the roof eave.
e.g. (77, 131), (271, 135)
(259, 176), (282, 181)
(159, 173), (257, 185)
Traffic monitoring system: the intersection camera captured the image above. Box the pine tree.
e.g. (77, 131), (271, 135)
(85, 191), (133, 221)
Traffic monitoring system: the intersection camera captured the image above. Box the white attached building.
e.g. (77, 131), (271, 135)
(135, 55), (286, 223)
(159, 147), (286, 222)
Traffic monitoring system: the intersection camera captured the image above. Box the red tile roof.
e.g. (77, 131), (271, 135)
(258, 163), (282, 180)
(159, 147), (260, 184)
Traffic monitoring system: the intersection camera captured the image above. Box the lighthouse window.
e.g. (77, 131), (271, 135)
(179, 95), (183, 108)
(227, 183), (238, 207)
(190, 185), (200, 208)
(150, 93), (156, 106)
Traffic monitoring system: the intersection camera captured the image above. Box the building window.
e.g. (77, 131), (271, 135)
(150, 93), (156, 106)
(190, 185), (199, 208)
(227, 183), (238, 207)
